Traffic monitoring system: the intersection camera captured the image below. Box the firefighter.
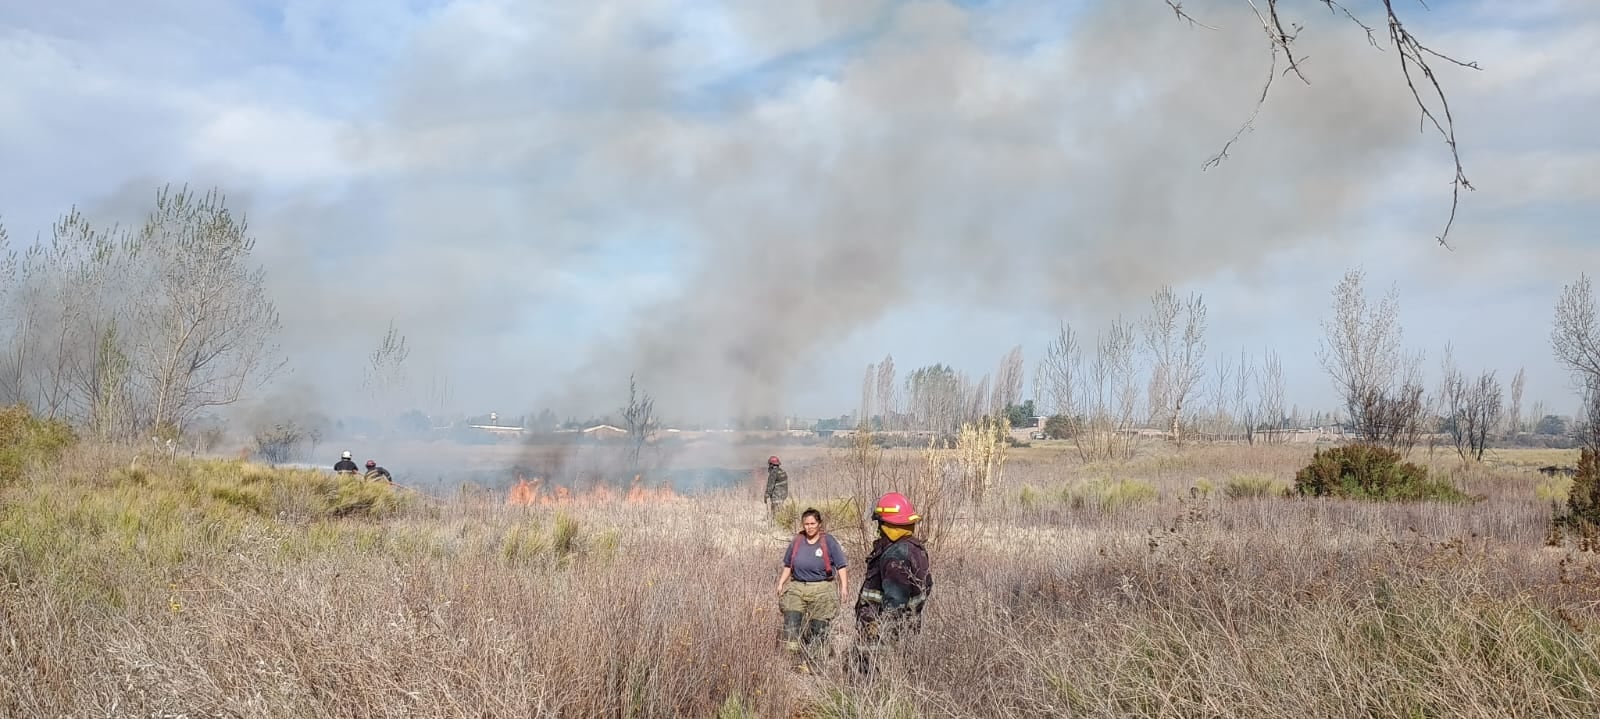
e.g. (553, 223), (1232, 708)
(850, 491), (933, 677)
(364, 459), (393, 483)
(775, 508), (849, 670)
(764, 455), (788, 518)
(333, 451), (359, 475)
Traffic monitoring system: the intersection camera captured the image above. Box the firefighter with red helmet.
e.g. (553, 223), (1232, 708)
(764, 455), (788, 518)
(850, 491), (933, 676)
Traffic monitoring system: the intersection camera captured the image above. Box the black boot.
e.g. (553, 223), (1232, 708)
(803, 619), (832, 666)
(780, 611), (804, 655)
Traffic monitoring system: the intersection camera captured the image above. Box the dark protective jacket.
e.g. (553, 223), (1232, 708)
(334, 459), (359, 473)
(765, 466), (789, 500)
(854, 534), (932, 635)
(365, 466), (393, 482)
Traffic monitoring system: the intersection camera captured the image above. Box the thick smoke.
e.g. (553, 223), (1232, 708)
(508, 0), (1424, 421)
(232, 0), (1435, 424)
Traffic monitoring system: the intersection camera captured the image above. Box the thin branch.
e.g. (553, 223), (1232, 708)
(1165, 1), (1221, 30)
(1381, 0), (1480, 249)
(1167, 0), (1481, 248)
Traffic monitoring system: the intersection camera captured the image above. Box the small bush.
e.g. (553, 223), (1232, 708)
(1294, 443), (1470, 503)
(1065, 478), (1158, 512)
(0, 404), (77, 486)
(1224, 473), (1290, 500)
(1566, 448), (1600, 525)
(1550, 448), (1600, 551)
(773, 496), (862, 532)
(1018, 484), (1045, 509)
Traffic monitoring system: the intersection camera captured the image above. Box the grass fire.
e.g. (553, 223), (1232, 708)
(5, 0), (1600, 717)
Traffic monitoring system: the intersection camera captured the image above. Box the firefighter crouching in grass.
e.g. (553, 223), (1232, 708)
(850, 491), (933, 677)
(776, 508), (849, 671)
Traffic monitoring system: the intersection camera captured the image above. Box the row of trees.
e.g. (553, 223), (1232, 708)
(0, 187), (284, 444)
(835, 268), (1575, 466)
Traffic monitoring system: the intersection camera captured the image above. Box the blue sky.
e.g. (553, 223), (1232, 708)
(1, 0), (1597, 424)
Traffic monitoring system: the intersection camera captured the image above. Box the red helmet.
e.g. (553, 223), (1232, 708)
(873, 492), (920, 525)
(768, 455), (781, 466)
(365, 460), (376, 469)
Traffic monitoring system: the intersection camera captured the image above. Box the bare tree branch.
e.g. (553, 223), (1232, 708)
(1173, 0), (1481, 247)
(1165, 1), (1221, 30)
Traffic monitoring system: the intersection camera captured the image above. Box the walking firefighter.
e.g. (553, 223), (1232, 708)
(850, 491), (933, 677)
(775, 507), (850, 671)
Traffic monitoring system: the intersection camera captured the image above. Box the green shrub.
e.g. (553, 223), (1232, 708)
(1224, 473), (1290, 499)
(0, 404), (77, 486)
(1549, 448), (1600, 551)
(1293, 443), (1469, 503)
(1566, 448), (1600, 525)
(1065, 478), (1158, 512)
(773, 496), (862, 532)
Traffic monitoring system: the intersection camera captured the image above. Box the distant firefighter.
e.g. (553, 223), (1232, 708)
(334, 451), (359, 475)
(364, 459), (393, 483)
(765, 455), (788, 518)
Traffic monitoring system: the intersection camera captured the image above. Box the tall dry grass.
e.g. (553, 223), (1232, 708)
(3, 436), (1600, 718)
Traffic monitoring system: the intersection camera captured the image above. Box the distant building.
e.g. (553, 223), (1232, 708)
(467, 412), (526, 437)
(582, 424), (628, 440)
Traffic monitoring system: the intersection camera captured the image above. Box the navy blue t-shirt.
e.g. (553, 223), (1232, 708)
(783, 533), (848, 582)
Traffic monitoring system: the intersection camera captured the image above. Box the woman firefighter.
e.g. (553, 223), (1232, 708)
(776, 507), (849, 668)
(851, 491), (933, 675)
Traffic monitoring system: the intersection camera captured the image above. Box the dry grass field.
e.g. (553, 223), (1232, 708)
(4, 415), (1600, 718)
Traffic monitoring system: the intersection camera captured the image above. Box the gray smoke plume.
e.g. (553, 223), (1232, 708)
(499, 0), (1428, 422)
(208, 0), (1448, 424)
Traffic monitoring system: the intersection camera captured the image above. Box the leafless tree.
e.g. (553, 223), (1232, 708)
(1206, 352), (1234, 440)
(1143, 289), (1177, 428)
(875, 354), (897, 431)
(620, 373), (659, 474)
(907, 364), (963, 434)
(965, 373), (991, 423)
(860, 361), (876, 430)
(1506, 366), (1525, 438)
(1318, 268), (1426, 453)
(1166, 0), (1480, 248)
(1464, 371), (1504, 462)
(1439, 344), (1504, 463)
(0, 239), (47, 407)
(1259, 348), (1286, 442)
(860, 361), (876, 427)
(362, 319), (411, 429)
(1552, 274), (1600, 452)
(1233, 348), (1258, 443)
(1076, 318), (1140, 462)
(1528, 399), (1549, 435)
(1037, 321), (1081, 420)
(991, 345), (1025, 415)
(1142, 286), (1208, 445)
(129, 185), (286, 435)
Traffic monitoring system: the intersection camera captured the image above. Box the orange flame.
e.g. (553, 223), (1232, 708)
(505, 473), (681, 506)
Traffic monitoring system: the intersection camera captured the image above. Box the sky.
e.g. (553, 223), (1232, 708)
(1, 0), (1597, 427)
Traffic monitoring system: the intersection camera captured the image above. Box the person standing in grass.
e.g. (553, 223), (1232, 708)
(776, 507), (849, 670)
(850, 491), (932, 677)
(764, 455), (788, 518)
